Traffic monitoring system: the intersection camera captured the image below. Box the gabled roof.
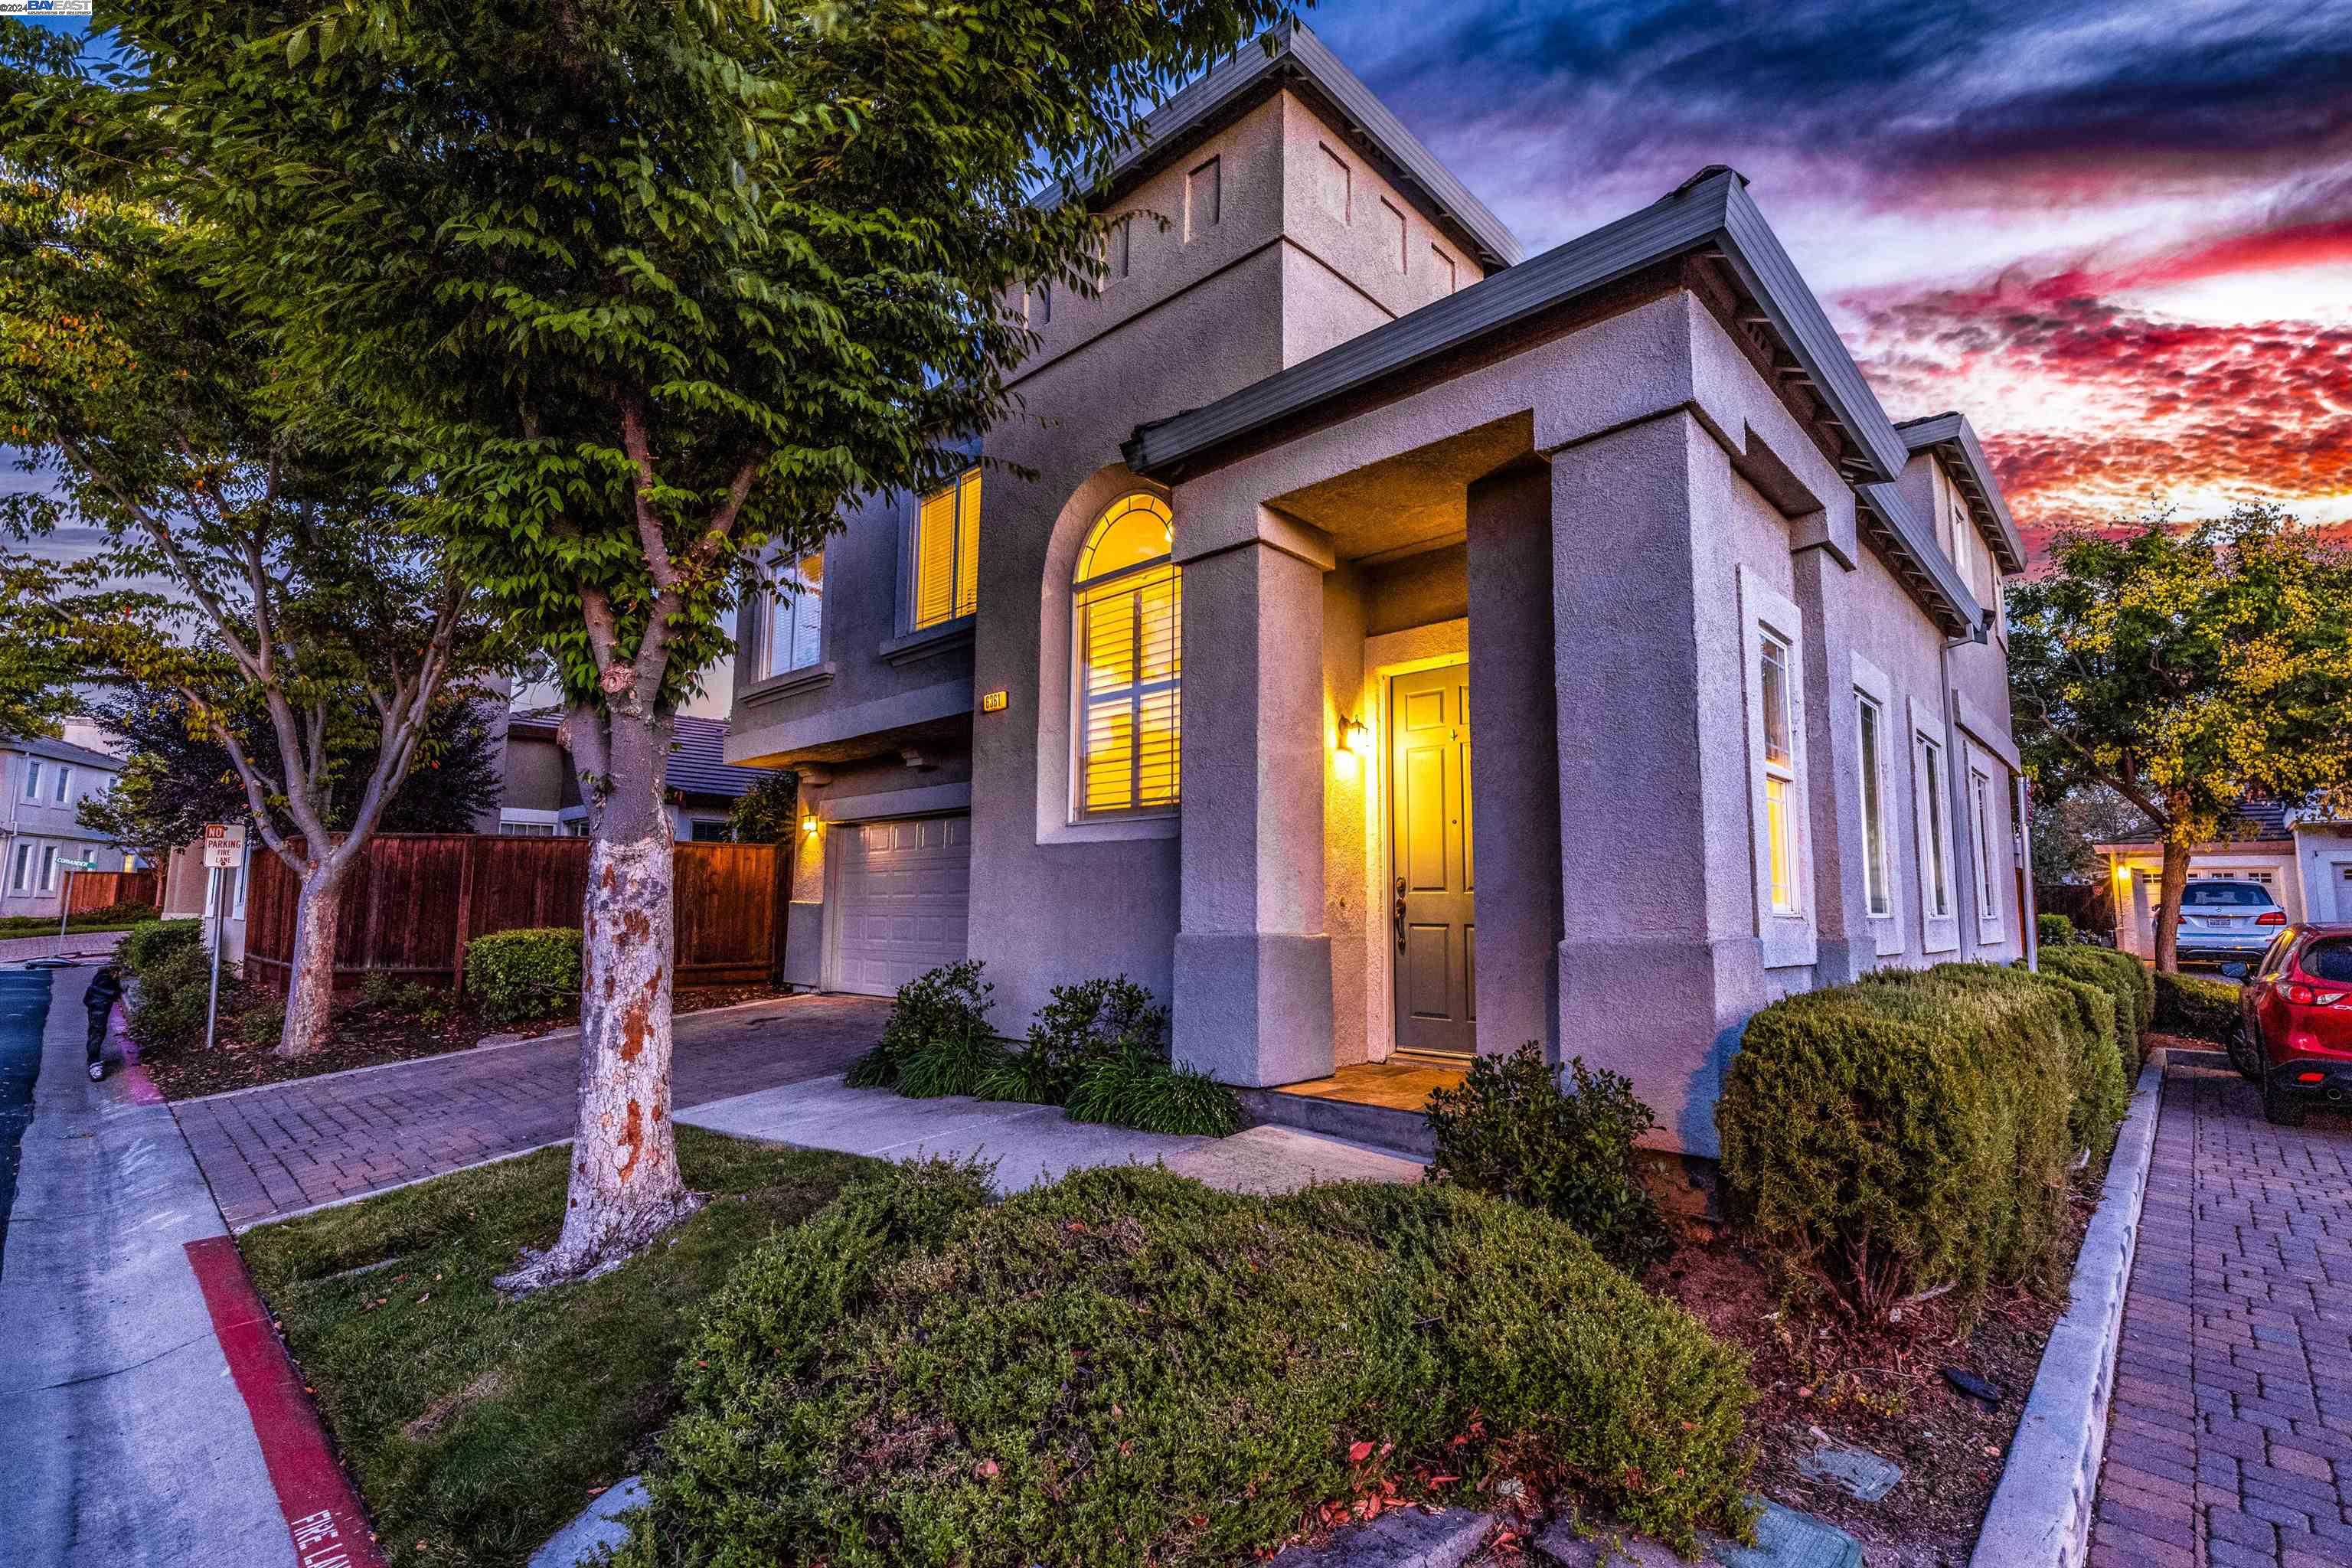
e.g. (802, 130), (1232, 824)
(1124, 165), (1988, 635)
(2101, 799), (2295, 851)
(1031, 21), (1524, 273)
(1895, 411), (2027, 575)
(1, 735), (126, 771)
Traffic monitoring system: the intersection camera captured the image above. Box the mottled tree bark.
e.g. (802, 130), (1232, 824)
(276, 867), (346, 1057)
(494, 704), (699, 1292)
(2154, 835), (2190, 975)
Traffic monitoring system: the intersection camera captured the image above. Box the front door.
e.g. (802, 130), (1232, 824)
(1390, 662), (1475, 1056)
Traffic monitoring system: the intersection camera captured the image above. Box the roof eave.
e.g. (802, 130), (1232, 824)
(1896, 413), (2027, 575)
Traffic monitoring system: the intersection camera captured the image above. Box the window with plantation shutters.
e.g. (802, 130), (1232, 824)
(913, 467), (982, 629)
(1073, 493), (1181, 815)
(765, 551), (824, 677)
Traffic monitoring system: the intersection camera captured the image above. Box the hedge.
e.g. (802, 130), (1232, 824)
(2037, 911), (2076, 949)
(2040, 945), (2153, 1064)
(119, 917), (203, 975)
(1717, 962), (2128, 1325)
(2154, 970), (2241, 1044)
(464, 927), (582, 1024)
(622, 1165), (1756, 1567)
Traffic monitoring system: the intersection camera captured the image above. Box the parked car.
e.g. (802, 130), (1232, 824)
(2225, 923), (2352, 1125)
(2174, 878), (2287, 962)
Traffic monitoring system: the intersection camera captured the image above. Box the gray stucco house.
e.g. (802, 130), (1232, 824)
(726, 24), (2031, 1158)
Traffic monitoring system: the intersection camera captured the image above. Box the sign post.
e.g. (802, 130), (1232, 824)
(201, 825), (247, 1052)
(54, 857), (99, 952)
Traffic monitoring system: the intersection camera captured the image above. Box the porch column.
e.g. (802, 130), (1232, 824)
(1465, 460), (1561, 1056)
(1171, 512), (1335, 1086)
(1548, 412), (1759, 1158)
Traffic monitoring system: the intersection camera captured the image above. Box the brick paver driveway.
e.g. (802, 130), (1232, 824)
(173, 993), (889, 1229)
(2091, 1051), (2352, 1568)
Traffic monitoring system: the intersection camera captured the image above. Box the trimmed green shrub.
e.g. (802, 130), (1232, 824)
(624, 1167), (1754, 1567)
(893, 1021), (1005, 1099)
(2154, 969), (2240, 1044)
(2038, 911), (2076, 948)
(127, 940), (233, 1053)
(119, 917), (202, 975)
(2040, 944), (2151, 1064)
(847, 959), (994, 1089)
(1423, 1041), (1673, 1275)
(1717, 962), (2124, 1325)
(1063, 1045), (1243, 1136)
(1027, 975), (1167, 1083)
(971, 1046), (1066, 1106)
(464, 927), (582, 1024)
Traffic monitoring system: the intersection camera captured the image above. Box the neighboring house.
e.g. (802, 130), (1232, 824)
(724, 23), (2032, 1158)
(500, 708), (765, 841)
(0, 736), (137, 919)
(2101, 802), (2352, 956)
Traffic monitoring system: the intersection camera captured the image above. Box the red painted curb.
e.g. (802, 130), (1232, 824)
(185, 1236), (388, 1568)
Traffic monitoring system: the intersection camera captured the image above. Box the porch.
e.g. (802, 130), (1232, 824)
(1233, 1058), (1468, 1158)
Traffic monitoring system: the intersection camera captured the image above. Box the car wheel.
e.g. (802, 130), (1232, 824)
(2262, 1075), (2307, 1129)
(2230, 1022), (2261, 1082)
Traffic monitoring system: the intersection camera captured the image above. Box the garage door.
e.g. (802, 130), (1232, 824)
(831, 815), (972, 996)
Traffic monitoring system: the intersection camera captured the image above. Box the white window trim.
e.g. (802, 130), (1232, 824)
(20, 760), (41, 802)
(1740, 567), (1815, 969)
(1968, 751), (2005, 941)
(765, 551), (826, 679)
(1070, 495), (1181, 825)
(38, 844), (59, 892)
(8, 840), (32, 893)
(903, 466), (982, 636)
(1910, 694), (1961, 953)
(52, 766), (71, 804)
(1851, 652), (1905, 957)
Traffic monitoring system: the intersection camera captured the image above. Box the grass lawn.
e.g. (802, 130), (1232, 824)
(0, 914), (148, 937)
(239, 1128), (879, 1568)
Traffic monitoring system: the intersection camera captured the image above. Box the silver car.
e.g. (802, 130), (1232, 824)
(2174, 879), (2287, 961)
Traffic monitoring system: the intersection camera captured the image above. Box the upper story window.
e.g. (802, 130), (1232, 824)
(51, 765), (70, 804)
(1856, 691), (1892, 920)
(1950, 495), (1982, 598)
(1074, 493), (1181, 817)
(20, 760), (41, 802)
(913, 467), (981, 630)
(765, 551), (824, 677)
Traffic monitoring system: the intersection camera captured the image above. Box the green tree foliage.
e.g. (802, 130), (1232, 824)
(724, 770), (799, 844)
(0, 18), (517, 1055)
(86, 0), (1296, 1282)
(2008, 505), (2352, 971)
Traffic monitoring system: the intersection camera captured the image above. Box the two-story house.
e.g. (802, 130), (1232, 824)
(2, 735), (136, 920)
(726, 24), (2031, 1159)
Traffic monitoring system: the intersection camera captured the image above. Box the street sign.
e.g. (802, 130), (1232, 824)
(203, 823), (247, 870)
(57, 858), (97, 871)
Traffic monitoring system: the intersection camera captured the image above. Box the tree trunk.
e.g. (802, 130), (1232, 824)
(2154, 837), (2190, 974)
(495, 706), (699, 1292)
(276, 864), (346, 1057)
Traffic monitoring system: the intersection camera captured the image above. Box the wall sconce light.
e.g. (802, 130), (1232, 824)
(801, 812), (820, 835)
(1337, 717), (1369, 756)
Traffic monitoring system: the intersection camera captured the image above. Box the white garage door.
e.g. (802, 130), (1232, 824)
(831, 815), (972, 996)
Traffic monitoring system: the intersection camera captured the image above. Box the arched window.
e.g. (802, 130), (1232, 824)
(1073, 493), (1180, 815)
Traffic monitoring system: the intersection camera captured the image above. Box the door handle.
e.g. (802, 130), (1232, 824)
(1394, 878), (1407, 947)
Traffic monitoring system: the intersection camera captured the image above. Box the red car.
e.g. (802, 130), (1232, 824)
(2229, 923), (2352, 1125)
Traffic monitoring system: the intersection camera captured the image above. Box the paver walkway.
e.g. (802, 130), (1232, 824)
(2090, 1051), (2352, 1568)
(175, 993), (889, 1229)
(0, 926), (129, 965)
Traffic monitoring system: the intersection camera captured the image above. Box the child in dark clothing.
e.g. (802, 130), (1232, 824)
(83, 964), (123, 1082)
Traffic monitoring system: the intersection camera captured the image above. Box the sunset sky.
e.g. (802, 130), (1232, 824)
(1306, 0), (2352, 552)
(22, 2), (2350, 557)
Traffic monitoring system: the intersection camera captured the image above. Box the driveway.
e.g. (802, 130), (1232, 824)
(174, 993), (890, 1229)
(2089, 1051), (2352, 1568)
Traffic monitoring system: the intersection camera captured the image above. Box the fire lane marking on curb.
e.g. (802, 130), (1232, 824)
(185, 1235), (388, 1568)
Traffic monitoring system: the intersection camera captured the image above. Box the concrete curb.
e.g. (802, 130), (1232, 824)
(1968, 1047), (2167, 1568)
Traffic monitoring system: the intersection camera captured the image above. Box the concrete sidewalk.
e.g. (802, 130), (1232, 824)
(678, 1077), (1428, 1194)
(0, 965), (295, 1568)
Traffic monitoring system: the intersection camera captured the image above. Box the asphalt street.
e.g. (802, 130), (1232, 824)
(0, 968), (52, 1266)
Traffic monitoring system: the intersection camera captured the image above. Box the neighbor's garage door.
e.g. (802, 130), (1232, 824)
(831, 815), (972, 996)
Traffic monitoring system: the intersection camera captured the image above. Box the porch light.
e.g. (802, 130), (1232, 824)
(1338, 717), (1369, 756)
(800, 812), (819, 835)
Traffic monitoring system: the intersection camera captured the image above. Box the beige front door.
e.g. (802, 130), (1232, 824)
(1390, 662), (1475, 1056)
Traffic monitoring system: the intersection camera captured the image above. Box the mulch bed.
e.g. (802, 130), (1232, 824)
(135, 984), (784, 1100)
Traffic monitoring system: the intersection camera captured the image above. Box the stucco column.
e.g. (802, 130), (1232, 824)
(1549, 412), (1761, 1159)
(1171, 519), (1334, 1086)
(1789, 540), (1871, 985)
(1465, 459), (1561, 1057)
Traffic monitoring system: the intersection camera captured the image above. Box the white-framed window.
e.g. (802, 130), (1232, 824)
(1910, 697), (1961, 952)
(51, 766), (70, 804)
(766, 550), (825, 677)
(1073, 492), (1181, 817)
(19, 760), (41, 802)
(1857, 694), (1892, 919)
(1970, 763), (2004, 937)
(1950, 495), (1979, 594)
(8, 841), (32, 892)
(38, 844), (59, 892)
(1740, 569), (1813, 967)
(912, 467), (981, 631)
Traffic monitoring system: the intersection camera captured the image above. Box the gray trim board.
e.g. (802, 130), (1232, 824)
(816, 781), (973, 825)
(1029, 22), (1522, 272)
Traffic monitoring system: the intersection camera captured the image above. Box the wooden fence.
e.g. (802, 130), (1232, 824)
(2037, 881), (2115, 939)
(67, 868), (160, 916)
(243, 834), (788, 996)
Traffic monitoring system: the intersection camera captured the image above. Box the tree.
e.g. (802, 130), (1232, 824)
(2027, 781), (2155, 888)
(725, 770), (799, 845)
(0, 21), (517, 1055)
(2008, 504), (2352, 972)
(77, 683), (505, 861)
(0, 553), (101, 740)
(116, 0), (1293, 1286)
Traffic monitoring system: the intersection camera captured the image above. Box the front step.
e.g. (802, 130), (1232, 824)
(1233, 1084), (1436, 1158)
